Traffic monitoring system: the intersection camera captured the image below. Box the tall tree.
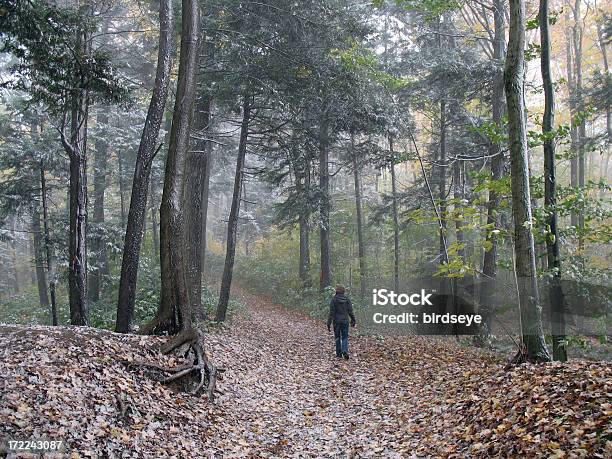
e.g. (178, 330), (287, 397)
(40, 162), (58, 325)
(319, 116), (332, 291)
(116, 0), (174, 333)
(62, 22), (90, 326)
(565, 2), (580, 229)
(351, 133), (367, 298)
(31, 204), (49, 308)
(184, 33), (214, 320)
(389, 136), (400, 292)
(89, 111), (109, 302)
(216, 93), (251, 322)
(143, 0), (200, 334)
(297, 156), (312, 287)
(572, 0), (587, 258)
(540, 0), (567, 362)
(505, 0), (551, 362)
(480, 0), (506, 341)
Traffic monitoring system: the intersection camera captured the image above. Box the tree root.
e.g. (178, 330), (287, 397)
(504, 343), (550, 369)
(505, 349), (528, 370)
(139, 313), (177, 336)
(126, 327), (223, 401)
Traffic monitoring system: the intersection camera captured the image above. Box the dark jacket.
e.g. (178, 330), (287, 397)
(327, 293), (356, 327)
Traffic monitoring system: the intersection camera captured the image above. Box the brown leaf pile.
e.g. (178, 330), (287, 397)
(0, 325), (219, 457)
(1, 288), (610, 458)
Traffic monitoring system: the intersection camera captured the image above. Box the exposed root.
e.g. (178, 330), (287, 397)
(504, 344), (551, 369)
(161, 328), (198, 354)
(505, 349), (528, 370)
(125, 327), (223, 401)
(139, 313), (177, 336)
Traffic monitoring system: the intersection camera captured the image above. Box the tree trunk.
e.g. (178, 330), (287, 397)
(389, 136), (400, 292)
(185, 90), (212, 321)
(41, 162), (58, 325)
(8, 217), (20, 294)
(68, 119), (88, 325)
(319, 119), (332, 291)
(215, 94), (250, 322)
(453, 159), (464, 258)
(296, 156), (311, 287)
(116, 0), (173, 333)
(63, 29), (90, 326)
(565, 4), (579, 228)
(505, 0), (550, 362)
(540, 0), (567, 362)
(117, 151), (127, 229)
(143, 0), (200, 335)
(150, 188), (160, 265)
(27, 236), (36, 285)
(572, 0), (586, 264)
(596, 19), (610, 145)
(351, 133), (367, 299)
(298, 204), (310, 286)
(31, 205), (49, 308)
(200, 144), (211, 274)
(439, 100), (447, 292)
(89, 111), (109, 302)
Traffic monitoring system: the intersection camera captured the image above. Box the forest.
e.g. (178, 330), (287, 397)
(0, 0), (610, 457)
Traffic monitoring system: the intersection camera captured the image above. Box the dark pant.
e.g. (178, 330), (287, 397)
(334, 322), (349, 356)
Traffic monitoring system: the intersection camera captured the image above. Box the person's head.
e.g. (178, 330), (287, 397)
(335, 284), (346, 295)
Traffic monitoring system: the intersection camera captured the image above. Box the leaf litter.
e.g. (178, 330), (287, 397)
(1, 288), (610, 458)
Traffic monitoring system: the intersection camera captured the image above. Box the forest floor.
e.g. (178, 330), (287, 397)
(1, 287), (610, 458)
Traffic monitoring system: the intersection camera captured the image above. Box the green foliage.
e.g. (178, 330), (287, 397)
(373, 0), (461, 20)
(0, 0), (128, 112)
(0, 284), (69, 326)
(527, 9), (562, 31)
(527, 124), (570, 148)
(469, 120), (507, 145)
(525, 43), (542, 62)
(331, 41), (412, 92)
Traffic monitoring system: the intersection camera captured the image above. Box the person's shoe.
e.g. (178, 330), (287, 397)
(343, 352), (349, 360)
(336, 353), (342, 358)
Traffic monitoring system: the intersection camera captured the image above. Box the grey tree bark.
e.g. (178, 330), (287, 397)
(184, 86), (212, 320)
(540, 0), (567, 362)
(116, 0), (173, 333)
(200, 144), (212, 274)
(565, 3), (579, 228)
(351, 133), (367, 299)
(596, 18), (610, 145)
(453, 159), (464, 259)
(89, 111), (109, 302)
(319, 118), (332, 291)
(438, 100), (448, 293)
(40, 162), (58, 325)
(479, 0), (506, 336)
(296, 157), (311, 287)
(505, 0), (551, 362)
(215, 94), (250, 322)
(389, 136), (400, 292)
(572, 0), (586, 270)
(143, 0), (200, 335)
(31, 204), (49, 308)
(60, 26), (90, 326)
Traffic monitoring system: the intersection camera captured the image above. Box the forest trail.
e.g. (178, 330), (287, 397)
(202, 288), (610, 457)
(204, 286), (493, 457)
(1, 289), (609, 457)
(206, 287), (408, 456)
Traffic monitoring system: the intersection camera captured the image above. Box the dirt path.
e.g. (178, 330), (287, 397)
(1, 290), (608, 457)
(202, 287), (475, 458)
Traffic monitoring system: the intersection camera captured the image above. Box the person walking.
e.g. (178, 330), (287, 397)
(327, 284), (356, 359)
